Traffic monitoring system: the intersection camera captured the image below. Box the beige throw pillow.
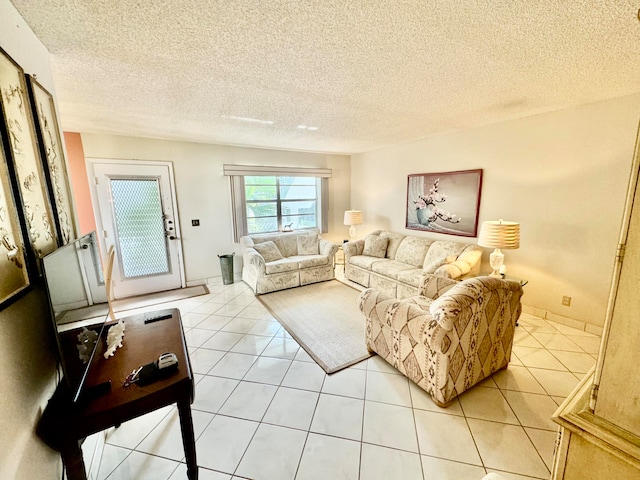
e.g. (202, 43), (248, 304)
(363, 235), (389, 258)
(253, 241), (284, 262)
(297, 233), (319, 255)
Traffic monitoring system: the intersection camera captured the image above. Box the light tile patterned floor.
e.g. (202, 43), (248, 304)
(91, 276), (600, 480)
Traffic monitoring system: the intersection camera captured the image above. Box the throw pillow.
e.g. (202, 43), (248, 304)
(423, 256), (451, 274)
(363, 235), (389, 258)
(297, 233), (319, 255)
(253, 241), (284, 263)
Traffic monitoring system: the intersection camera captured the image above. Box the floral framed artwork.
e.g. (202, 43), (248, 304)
(406, 169), (483, 237)
(0, 47), (57, 270)
(26, 75), (76, 245)
(0, 132), (30, 308)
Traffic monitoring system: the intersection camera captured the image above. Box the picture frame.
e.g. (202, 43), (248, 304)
(406, 169), (483, 237)
(26, 75), (77, 245)
(0, 131), (31, 308)
(0, 47), (58, 271)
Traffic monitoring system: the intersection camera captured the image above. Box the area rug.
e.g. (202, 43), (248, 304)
(257, 280), (373, 373)
(112, 285), (210, 312)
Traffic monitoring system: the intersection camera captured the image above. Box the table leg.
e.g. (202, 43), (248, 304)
(177, 397), (198, 480)
(61, 439), (87, 480)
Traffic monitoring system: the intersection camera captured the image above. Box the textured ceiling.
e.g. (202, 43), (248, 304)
(9, 1), (640, 154)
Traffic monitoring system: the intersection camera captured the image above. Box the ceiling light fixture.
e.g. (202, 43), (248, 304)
(297, 125), (319, 131)
(222, 115), (274, 125)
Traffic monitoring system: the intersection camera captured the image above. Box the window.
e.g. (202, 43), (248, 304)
(224, 165), (331, 242)
(245, 176), (320, 234)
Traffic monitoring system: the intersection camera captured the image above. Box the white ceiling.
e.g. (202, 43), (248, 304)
(9, 1), (640, 154)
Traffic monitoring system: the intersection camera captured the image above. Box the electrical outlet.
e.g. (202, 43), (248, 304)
(192, 219), (200, 226)
(562, 296), (572, 307)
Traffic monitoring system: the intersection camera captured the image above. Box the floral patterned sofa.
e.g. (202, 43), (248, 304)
(343, 230), (482, 299)
(240, 229), (338, 294)
(358, 275), (523, 406)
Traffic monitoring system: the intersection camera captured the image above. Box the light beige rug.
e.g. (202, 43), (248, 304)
(257, 280), (372, 373)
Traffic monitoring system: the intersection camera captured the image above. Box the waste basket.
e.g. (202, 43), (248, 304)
(218, 253), (235, 285)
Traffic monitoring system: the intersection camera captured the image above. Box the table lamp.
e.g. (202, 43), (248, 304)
(344, 210), (363, 239)
(478, 220), (520, 277)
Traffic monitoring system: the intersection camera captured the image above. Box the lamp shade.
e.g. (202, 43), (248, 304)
(344, 210), (363, 226)
(478, 220), (520, 249)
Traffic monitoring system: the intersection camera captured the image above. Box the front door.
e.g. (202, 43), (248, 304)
(90, 160), (184, 299)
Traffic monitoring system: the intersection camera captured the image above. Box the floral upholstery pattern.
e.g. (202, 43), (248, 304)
(359, 276), (523, 406)
(241, 229), (338, 294)
(422, 241), (466, 273)
(379, 231), (406, 259)
(433, 246), (483, 279)
(297, 233), (319, 255)
(363, 234), (389, 258)
(371, 259), (416, 280)
(253, 241), (284, 263)
(344, 230), (482, 299)
(395, 236), (434, 267)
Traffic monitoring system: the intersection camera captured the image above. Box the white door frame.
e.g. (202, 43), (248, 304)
(86, 158), (185, 298)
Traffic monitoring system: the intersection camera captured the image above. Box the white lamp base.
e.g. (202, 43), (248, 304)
(489, 248), (504, 277)
(348, 225), (357, 239)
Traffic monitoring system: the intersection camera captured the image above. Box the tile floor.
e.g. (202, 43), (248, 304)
(88, 276), (601, 480)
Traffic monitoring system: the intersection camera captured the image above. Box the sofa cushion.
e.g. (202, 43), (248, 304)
(350, 255), (386, 270)
(254, 241), (284, 263)
(395, 236), (434, 267)
(396, 268), (424, 287)
(265, 258), (299, 274)
(423, 241), (466, 273)
(434, 260), (471, 279)
(422, 255), (453, 274)
(295, 255), (330, 269)
(278, 234), (299, 257)
(363, 235), (389, 258)
(371, 260), (417, 281)
(378, 231), (406, 259)
(297, 233), (319, 255)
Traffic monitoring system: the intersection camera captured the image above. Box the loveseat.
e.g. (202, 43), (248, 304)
(359, 275), (523, 406)
(343, 230), (482, 299)
(240, 229), (338, 294)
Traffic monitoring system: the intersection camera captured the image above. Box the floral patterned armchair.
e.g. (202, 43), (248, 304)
(358, 275), (523, 406)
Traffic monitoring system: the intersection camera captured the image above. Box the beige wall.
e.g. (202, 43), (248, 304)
(351, 95), (640, 331)
(79, 134), (351, 284)
(0, 0), (62, 477)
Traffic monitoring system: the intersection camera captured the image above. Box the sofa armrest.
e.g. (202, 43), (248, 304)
(433, 245), (482, 279)
(239, 235), (255, 250)
(244, 248), (266, 274)
(429, 276), (523, 332)
(418, 274), (459, 299)
(343, 240), (364, 260)
(319, 238), (339, 257)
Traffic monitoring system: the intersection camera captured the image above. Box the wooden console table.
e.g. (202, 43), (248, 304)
(37, 308), (197, 480)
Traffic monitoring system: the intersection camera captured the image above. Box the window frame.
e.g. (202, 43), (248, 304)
(224, 165), (331, 242)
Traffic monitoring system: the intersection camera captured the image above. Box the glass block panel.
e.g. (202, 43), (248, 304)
(246, 185), (277, 201)
(111, 179), (169, 278)
(280, 185), (316, 200)
(245, 176), (276, 185)
(279, 177), (315, 185)
(282, 200), (316, 215)
(248, 216), (278, 233)
(282, 214), (316, 230)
